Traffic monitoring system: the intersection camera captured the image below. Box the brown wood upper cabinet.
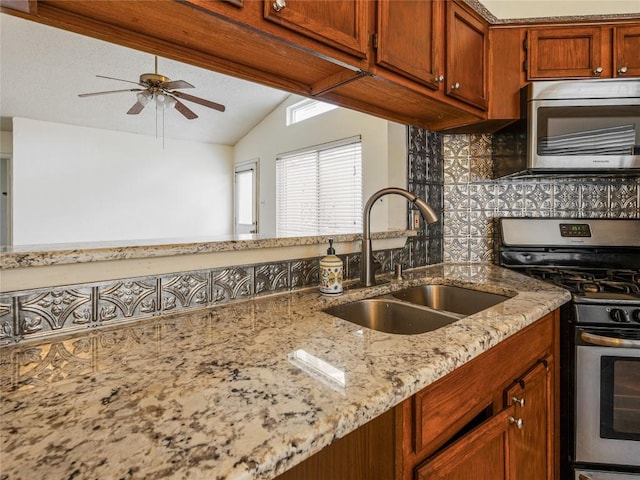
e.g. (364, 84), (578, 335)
(373, 0), (490, 113)
(446, 2), (489, 110)
(527, 24), (640, 80)
(614, 25), (640, 77)
(374, 0), (444, 90)
(527, 26), (605, 79)
(263, 0), (368, 59)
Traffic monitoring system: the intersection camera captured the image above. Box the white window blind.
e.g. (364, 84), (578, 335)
(276, 137), (362, 237)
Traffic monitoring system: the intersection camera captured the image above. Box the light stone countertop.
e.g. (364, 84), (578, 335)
(0, 230), (415, 269)
(0, 263), (570, 480)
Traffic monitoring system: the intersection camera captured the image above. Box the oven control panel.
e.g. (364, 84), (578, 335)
(575, 304), (640, 325)
(560, 223), (592, 238)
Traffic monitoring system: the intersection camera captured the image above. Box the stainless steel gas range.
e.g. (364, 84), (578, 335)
(497, 218), (640, 480)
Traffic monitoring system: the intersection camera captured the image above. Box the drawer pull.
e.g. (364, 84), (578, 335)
(272, 0), (286, 12)
(509, 416), (524, 429)
(512, 396), (525, 407)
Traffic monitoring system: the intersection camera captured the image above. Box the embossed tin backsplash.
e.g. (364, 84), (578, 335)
(441, 133), (640, 262)
(0, 244), (425, 345)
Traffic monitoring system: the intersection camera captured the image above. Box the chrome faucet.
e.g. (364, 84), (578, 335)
(361, 187), (438, 287)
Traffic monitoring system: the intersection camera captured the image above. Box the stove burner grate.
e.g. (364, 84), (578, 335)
(523, 267), (640, 295)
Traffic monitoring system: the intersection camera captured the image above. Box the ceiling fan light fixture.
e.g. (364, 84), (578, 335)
(136, 90), (152, 106)
(165, 96), (177, 109)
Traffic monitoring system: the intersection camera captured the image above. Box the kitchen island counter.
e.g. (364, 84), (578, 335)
(0, 263), (570, 480)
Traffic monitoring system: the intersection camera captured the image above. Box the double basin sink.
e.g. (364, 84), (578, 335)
(324, 284), (512, 335)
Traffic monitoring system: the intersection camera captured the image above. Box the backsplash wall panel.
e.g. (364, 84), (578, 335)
(407, 126), (444, 266)
(442, 133), (640, 262)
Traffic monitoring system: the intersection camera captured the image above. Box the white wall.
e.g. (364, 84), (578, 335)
(0, 130), (13, 154)
(12, 118), (233, 245)
(234, 96), (407, 237)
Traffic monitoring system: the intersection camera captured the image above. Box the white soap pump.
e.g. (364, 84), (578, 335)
(319, 239), (343, 295)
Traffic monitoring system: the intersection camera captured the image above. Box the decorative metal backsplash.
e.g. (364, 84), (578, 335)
(407, 126), (445, 266)
(0, 243), (425, 345)
(407, 128), (640, 263)
(442, 133), (640, 262)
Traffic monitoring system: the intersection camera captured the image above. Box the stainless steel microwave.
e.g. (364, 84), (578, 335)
(493, 78), (640, 177)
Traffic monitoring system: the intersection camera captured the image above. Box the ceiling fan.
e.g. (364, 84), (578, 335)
(78, 56), (225, 119)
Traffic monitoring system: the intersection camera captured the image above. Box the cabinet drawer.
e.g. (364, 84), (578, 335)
(411, 312), (555, 458)
(415, 406), (514, 480)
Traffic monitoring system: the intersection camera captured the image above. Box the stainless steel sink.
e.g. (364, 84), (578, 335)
(324, 298), (460, 335)
(392, 284), (511, 316)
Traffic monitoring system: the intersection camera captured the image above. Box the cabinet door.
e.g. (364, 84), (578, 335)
(506, 359), (553, 480)
(375, 0), (443, 89)
(527, 26), (605, 79)
(614, 25), (640, 77)
(263, 0), (367, 58)
(446, 2), (488, 110)
(415, 407), (514, 480)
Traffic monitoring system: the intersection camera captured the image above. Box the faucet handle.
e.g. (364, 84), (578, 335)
(370, 252), (382, 274)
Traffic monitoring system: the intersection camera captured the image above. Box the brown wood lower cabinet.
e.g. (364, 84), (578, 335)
(275, 310), (559, 480)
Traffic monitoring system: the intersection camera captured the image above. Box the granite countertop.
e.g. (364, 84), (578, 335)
(0, 230), (415, 269)
(0, 263), (570, 480)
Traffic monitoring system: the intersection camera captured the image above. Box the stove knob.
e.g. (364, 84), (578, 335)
(633, 309), (640, 323)
(610, 308), (629, 323)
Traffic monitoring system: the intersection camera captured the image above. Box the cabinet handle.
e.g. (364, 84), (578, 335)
(593, 66), (603, 76)
(272, 0), (286, 12)
(435, 74), (444, 83)
(509, 416), (524, 429)
(618, 66), (628, 75)
(451, 82), (460, 90)
(512, 396), (525, 407)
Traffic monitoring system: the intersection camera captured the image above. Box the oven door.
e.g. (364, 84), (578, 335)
(575, 328), (640, 468)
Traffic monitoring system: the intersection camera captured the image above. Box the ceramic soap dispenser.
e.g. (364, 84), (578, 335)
(319, 239), (343, 295)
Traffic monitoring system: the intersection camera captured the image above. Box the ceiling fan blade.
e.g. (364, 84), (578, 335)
(174, 99), (198, 120)
(78, 88), (143, 97)
(161, 79), (194, 90)
(127, 101), (146, 115)
(172, 91), (226, 112)
(96, 74), (144, 86)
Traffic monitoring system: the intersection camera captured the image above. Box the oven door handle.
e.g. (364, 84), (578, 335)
(581, 331), (640, 349)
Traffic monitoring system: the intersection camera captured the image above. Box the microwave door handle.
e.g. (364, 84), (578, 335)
(581, 331), (640, 349)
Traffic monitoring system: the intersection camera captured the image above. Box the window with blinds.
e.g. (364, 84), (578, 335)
(276, 137), (362, 237)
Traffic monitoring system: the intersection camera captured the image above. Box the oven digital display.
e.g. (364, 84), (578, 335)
(559, 223), (591, 237)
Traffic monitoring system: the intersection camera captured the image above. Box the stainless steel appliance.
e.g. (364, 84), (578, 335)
(494, 78), (640, 177)
(497, 218), (640, 479)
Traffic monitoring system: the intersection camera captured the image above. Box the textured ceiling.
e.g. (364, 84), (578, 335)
(479, 0), (640, 19)
(0, 13), (291, 146)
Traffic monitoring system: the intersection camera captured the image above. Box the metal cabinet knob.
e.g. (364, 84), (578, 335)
(512, 396), (525, 407)
(618, 66), (628, 75)
(593, 66), (603, 75)
(272, 0), (286, 12)
(509, 416), (524, 429)
(434, 74), (444, 83)
(451, 82), (460, 90)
